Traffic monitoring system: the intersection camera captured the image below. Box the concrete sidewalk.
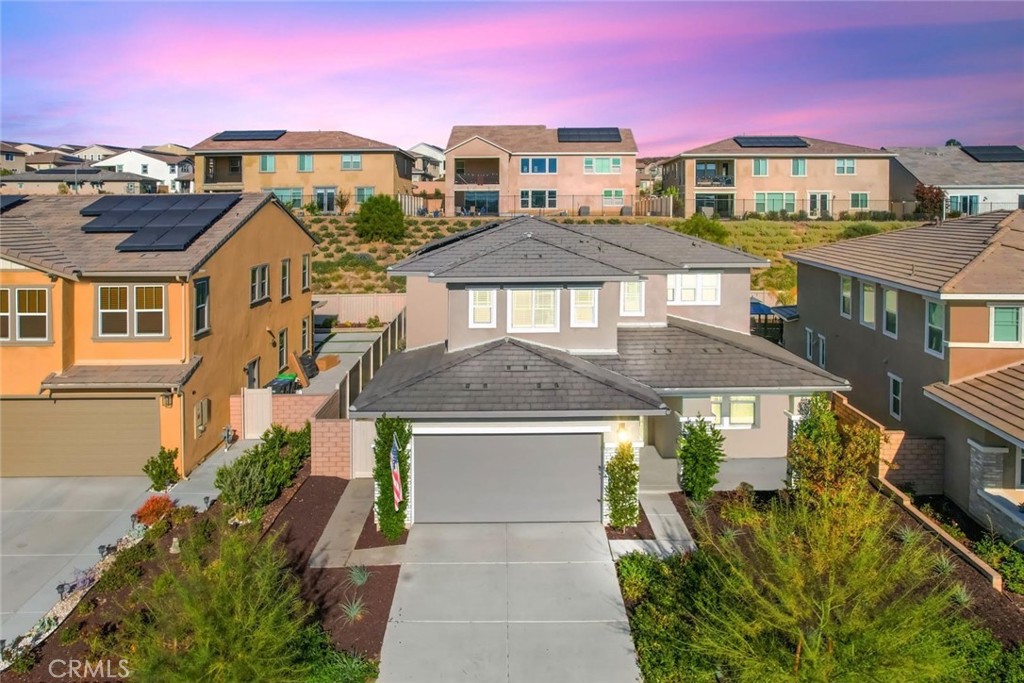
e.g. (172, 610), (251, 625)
(609, 493), (696, 559)
(169, 438), (259, 510)
(308, 479), (405, 568)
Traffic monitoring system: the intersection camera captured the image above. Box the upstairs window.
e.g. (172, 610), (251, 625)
(925, 300), (945, 357)
(278, 329), (288, 370)
(836, 158), (856, 175)
(0, 289), (9, 340)
(301, 254), (311, 291)
(259, 154), (275, 173)
(805, 327), (815, 360)
(620, 281), (645, 317)
(140, 164), (149, 174)
(15, 288), (48, 341)
(839, 276), (852, 318)
(860, 282), (876, 328)
(752, 158), (768, 176)
(508, 289), (558, 332)
(469, 289), (496, 328)
(888, 373), (903, 420)
(98, 285), (129, 336)
(297, 154), (313, 172)
(571, 288), (599, 327)
(250, 265), (270, 304)
(668, 272), (720, 305)
(791, 158), (806, 176)
(135, 286), (164, 336)
(342, 154), (362, 170)
(194, 279), (210, 335)
(991, 306), (1022, 344)
(584, 157), (621, 174)
(520, 158), (557, 174)
(280, 258), (291, 300)
(883, 288), (898, 338)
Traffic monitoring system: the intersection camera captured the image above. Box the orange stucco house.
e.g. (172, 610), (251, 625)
(0, 193), (316, 476)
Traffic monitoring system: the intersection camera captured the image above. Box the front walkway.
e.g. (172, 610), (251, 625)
(307, 479), (405, 567)
(378, 523), (641, 683)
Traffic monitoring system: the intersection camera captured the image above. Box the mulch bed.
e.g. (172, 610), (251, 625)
(605, 506), (656, 540)
(269, 475), (347, 569)
(354, 506), (408, 549)
(261, 459), (312, 533)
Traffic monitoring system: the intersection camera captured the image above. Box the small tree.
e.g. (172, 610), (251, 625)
(336, 191), (350, 214)
(677, 417), (725, 501)
(354, 195), (406, 243)
(606, 441), (640, 530)
(372, 414), (411, 541)
(914, 183), (945, 220)
(671, 213), (729, 245)
(143, 446), (181, 491)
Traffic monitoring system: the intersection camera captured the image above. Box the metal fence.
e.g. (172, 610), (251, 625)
(443, 193), (664, 218)
(685, 196), (1024, 220)
(314, 293), (407, 325)
(270, 192), (425, 217)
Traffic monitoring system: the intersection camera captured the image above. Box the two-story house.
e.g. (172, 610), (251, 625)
(94, 149), (195, 194)
(191, 129), (415, 212)
(661, 135), (894, 219)
(444, 126), (639, 217)
(1, 143), (27, 173)
(349, 216), (846, 523)
(409, 142), (445, 181)
(786, 211), (1024, 540)
(0, 193), (315, 477)
(0, 168), (158, 195)
(73, 144), (127, 163)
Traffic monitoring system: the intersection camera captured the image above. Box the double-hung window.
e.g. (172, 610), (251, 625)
(791, 158), (806, 176)
(667, 273), (720, 305)
(752, 158), (768, 176)
(805, 327), (815, 360)
(570, 288), (598, 327)
(341, 154), (362, 170)
(620, 281), (645, 317)
(883, 288), (898, 338)
(754, 192), (795, 213)
(836, 158), (856, 175)
(468, 289), (496, 328)
(250, 265), (269, 304)
(925, 300), (945, 357)
(839, 276), (852, 318)
(817, 333), (827, 368)
(991, 306), (1022, 343)
(602, 189), (624, 206)
(301, 254), (311, 291)
(860, 282), (876, 328)
(1017, 446), (1024, 489)
(194, 279), (210, 335)
(0, 289), (9, 340)
(355, 187), (374, 204)
(14, 288), (48, 341)
(584, 157), (621, 174)
(98, 285), (130, 336)
(520, 158), (557, 174)
(140, 164), (149, 174)
(710, 395), (757, 428)
(280, 259), (291, 300)
(851, 192), (869, 210)
(297, 154), (313, 172)
(301, 317), (310, 354)
(520, 190), (557, 209)
(259, 154), (275, 173)
(888, 373), (903, 420)
(508, 289), (558, 332)
(278, 329), (288, 370)
(135, 286), (164, 336)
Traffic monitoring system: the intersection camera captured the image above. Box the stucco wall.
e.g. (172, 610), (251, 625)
(405, 276), (448, 349)
(0, 270), (66, 395)
(670, 393), (792, 459)
(948, 302), (1024, 383)
(666, 270), (752, 333)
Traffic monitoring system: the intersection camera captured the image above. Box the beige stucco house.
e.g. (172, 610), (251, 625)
(443, 126), (639, 217)
(1, 168), (157, 195)
(191, 129), (414, 212)
(1, 143), (26, 174)
(662, 135), (895, 218)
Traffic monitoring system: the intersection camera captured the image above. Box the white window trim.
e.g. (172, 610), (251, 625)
(988, 303), (1024, 346)
(584, 157), (622, 175)
(817, 333), (826, 368)
(791, 158), (807, 177)
(506, 288), (560, 333)
(341, 153), (362, 171)
(859, 282), (877, 329)
(836, 158), (857, 175)
(297, 153), (313, 173)
(250, 264), (270, 304)
(570, 288), (599, 328)
(1017, 445), (1024, 489)
(709, 395), (759, 430)
(12, 287), (50, 342)
(752, 158), (768, 177)
(97, 285), (130, 338)
(754, 191), (796, 214)
(133, 285), (166, 337)
(468, 289), (497, 329)
(667, 272), (721, 306)
(924, 299), (946, 359)
(301, 317), (310, 355)
(259, 154), (275, 173)
(619, 281), (645, 317)
(888, 372), (903, 421)
(301, 254), (311, 291)
(280, 258), (291, 300)
(850, 192), (870, 210)
(805, 327), (814, 361)
(839, 275), (852, 319)
(882, 287), (898, 339)
(601, 189), (625, 207)
(520, 157), (557, 175)
(278, 328), (288, 370)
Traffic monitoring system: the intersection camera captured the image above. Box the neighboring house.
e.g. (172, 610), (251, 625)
(1, 143), (27, 173)
(886, 145), (1024, 217)
(73, 144), (127, 162)
(411, 153), (441, 182)
(143, 143), (192, 156)
(0, 168), (157, 195)
(636, 156), (665, 194)
(191, 129), (415, 212)
(661, 135), (895, 218)
(443, 125), (639, 217)
(0, 193), (316, 477)
(94, 149), (195, 193)
(409, 142), (446, 179)
(12, 142), (48, 156)
(348, 216), (847, 523)
(25, 152), (84, 170)
(785, 211), (1024, 541)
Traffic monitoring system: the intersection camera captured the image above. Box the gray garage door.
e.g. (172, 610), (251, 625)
(0, 398), (160, 477)
(413, 433), (603, 523)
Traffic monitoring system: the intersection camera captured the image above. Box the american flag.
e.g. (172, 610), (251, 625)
(390, 434), (404, 511)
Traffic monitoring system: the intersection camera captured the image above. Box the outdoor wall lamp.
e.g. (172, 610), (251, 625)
(266, 328), (277, 347)
(617, 422), (630, 443)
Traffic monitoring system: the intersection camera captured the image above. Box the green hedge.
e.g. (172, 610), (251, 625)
(606, 441), (639, 530)
(215, 423), (311, 516)
(676, 417), (724, 501)
(372, 415), (411, 541)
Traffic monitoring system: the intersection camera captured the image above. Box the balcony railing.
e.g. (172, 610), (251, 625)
(204, 172), (242, 184)
(695, 174), (735, 187)
(454, 172), (500, 185)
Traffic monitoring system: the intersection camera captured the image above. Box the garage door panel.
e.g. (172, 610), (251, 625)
(414, 433), (602, 523)
(0, 399), (160, 477)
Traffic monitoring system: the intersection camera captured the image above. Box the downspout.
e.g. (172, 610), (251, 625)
(176, 275), (188, 475)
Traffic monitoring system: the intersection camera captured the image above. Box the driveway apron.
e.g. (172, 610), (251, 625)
(378, 522), (640, 683)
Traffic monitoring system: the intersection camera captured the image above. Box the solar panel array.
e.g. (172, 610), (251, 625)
(37, 167), (100, 175)
(211, 130), (287, 142)
(0, 195), (27, 212)
(733, 136), (809, 148)
(556, 128), (622, 143)
(78, 194), (242, 252)
(960, 145), (1024, 163)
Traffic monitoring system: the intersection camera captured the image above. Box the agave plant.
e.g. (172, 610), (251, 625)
(950, 583), (972, 607)
(340, 595), (366, 624)
(932, 552), (955, 577)
(346, 565), (372, 588)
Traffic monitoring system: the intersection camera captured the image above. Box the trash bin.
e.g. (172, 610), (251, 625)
(265, 377), (297, 394)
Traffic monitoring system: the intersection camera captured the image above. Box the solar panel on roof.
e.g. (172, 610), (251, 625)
(556, 127), (622, 143)
(81, 196), (130, 216)
(0, 195), (27, 212)
(960, 145), (1024, 163)
(104, 193), (242, 252)
(733, 136), (809, 148)
(211, 130), (287, 142)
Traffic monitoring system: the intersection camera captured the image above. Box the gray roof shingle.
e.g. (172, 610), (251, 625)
(887, 146), (1024, 187)
(925, 363), (1024, 446)
(446, 126), (638, 155)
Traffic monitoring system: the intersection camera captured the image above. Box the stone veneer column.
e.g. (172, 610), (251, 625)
(968, 438), (1008, 519)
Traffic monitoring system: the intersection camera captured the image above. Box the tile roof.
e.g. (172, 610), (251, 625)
(925, 363), (1024, 446)
(351, 337), (667, 417)
(191, 130), (410, 155)
(391, 216), (765, 281)
(887, 146), (1024, 187)
(0, 142), (25, 155)
(675, 136), (893, 158)
(3, 169), (153, 183)
(584, 317), (848, 392)
(41, 356), (203, 391)
(446, 126), (638, 154)
(25, 152), (84, 165)
(0, 193), (313, 276)
(787, 210), (1024, 295)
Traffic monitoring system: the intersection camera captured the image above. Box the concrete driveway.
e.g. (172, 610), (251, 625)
(1, 476), (150, 642)
(378, 523), (640, 683)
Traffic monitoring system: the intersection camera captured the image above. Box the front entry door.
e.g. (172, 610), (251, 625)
(809, 192), (830, 218)
(245, 357), (260, 389)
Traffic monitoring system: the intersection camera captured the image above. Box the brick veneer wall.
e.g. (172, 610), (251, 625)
(271, 394), (330, 431)
(832, 393), (945, 495)
(312, 417), (351, 478)
(229, 394), (243, 439)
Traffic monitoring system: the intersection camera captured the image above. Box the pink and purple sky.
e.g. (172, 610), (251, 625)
(2, 1), (1022, 156)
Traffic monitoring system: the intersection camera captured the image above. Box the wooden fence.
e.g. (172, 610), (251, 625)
(314, 293), (407, 325)
(634, 195), (674, 217)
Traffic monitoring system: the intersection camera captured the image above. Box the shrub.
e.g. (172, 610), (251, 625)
(169, 505), (198, 525)
(915, 182), (945, 219)
(143, 447), (181, 491)
(301, 625), (379, 683)
(606, 441), (640, 530)
(677, 417), (725, 501)
(354, 195), (406, 243)
(215, 424), (310, 516)
(616, 551), (661, 603)
(95, 540), (156, 593)
(671, 213), (729, 244)
(366, 315), (382, 329)
(840, 221), (882, 239)
(145, 518), (171, 541)
(974, 534), (1024, 594)
(180, 517), (216, 569)
(136, 494), (175, 526)
(128, 525), (313, 682)
(372, 415), (412, 542)
(303, 201), (321, 217)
